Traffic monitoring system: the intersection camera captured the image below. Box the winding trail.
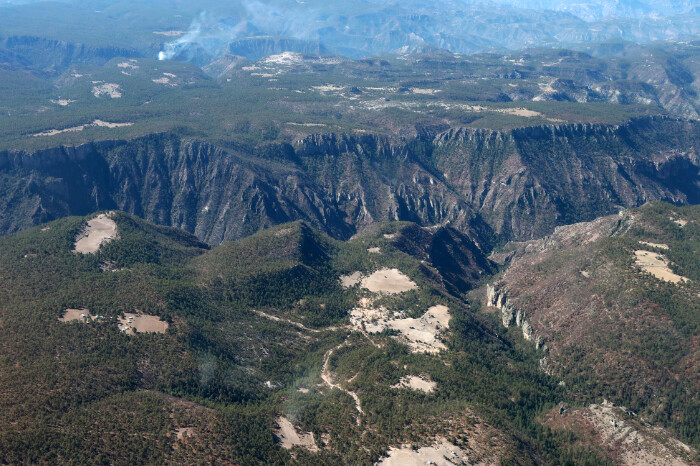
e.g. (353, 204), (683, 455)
(321, 341), (363, 424)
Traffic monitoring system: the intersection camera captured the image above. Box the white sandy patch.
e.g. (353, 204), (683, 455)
(392, 376), (436, 393)
(639, 241), (669, 250)
(92, 83), (122, 98)
(671, 217), (688, 227)
(117, 61), (139, 70)
(50, 99), (75, 106)
(275, 416), (319, 451)
(378, 440), (469, 465)
(175, 427), (194, 440)
(33, 120), (133, 137)
(361, 268), (417, 294)
(263, 52), (304, 66)
(368, 247), (381, 254)
(286, 122), (328, 127)
(297, 387), (310, 394)
(340, 271), (363, 288)
(383, 233), (397, 239)
(59, 308), (95, 322)
(251, 73), (277, 78)
(351, 304), (450, 354)
(117, 312), (168, 335)
(153, 30), (186, 36)
(312, 84), (345, 92)
(410, 88), (441, 95)
(635, 251), (689, 284)
(73, 213), (118, 254)
(242, 65), (260, 71)
(496, 107), (543, 117)
(163, 72), (177, 78)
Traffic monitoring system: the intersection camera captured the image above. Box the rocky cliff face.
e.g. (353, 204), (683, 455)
(0, 117), (698, 246)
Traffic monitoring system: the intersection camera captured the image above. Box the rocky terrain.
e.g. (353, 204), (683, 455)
(0, 117), (697, 247)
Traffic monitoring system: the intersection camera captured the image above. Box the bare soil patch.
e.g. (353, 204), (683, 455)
(34, 120), (132, 137)
(351, 304), (450, 354)
(367, 247), (382, 254)
(117, 312), (168, 335)
(634, 250), (689, 284)
(639, 241), (669, 250)
(340, 271), (363, 288)
(275, 416), (319, 452)
(73, 213), (118, 254)
(378, 439), (469, 465)
(92, 83), (122, 98)
(392, 375), (436, 393)
(360, 268), (417, 294)
(59, 308), (95, 322)
(50, 99), (75, 106)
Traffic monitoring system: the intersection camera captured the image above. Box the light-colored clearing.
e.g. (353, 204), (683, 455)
(163, 72), (177, 78)
(287, 122), (328, 127)
(378, 440), (469, 465)
(639, 241), (669, 250)
(496, 107), (543, 117)
(635, 250), (689, 284)
(152, 77), (171, 84)
(264, 52), (304, 66)
(50, 99), (75, 106)
(297, 387), (310, 393)
(275, 416), (319, 451)
(384, 233), (397, 239)
(361, 268), (416, 294)
(351, 304), (450, 354)
(153, 30), (186, 36)
(368, 247), (381, 254)
(581, 271), (590, 278)
(321, 342), (364, 420)
(117, 61), (139, 70)
(392, 375), (436, 393)
(33, 119), (133, 137)
(59, 308), (95, 322)
(175, 427), (194, 440)
(411, 88), (441, 95)
(92, 83), (122, 98)
(117, 312), (168, 335)
(671, 217), (688, 227)
(340, 271), (363, 288)
(312, 84), (345, 92)
(73, 213), (118, 254)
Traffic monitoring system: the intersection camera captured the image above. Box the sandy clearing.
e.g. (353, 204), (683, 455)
(33, 119), (133, 137)
(153, 30), (186, 36)
(340, 271), (363, 288)
(496, 107), (543, 117)
(411, 88), (441, 95)
(351, 304), (450, 354)
(59, 308), (95, 322)
(361, 268), (417, 294)
(392, 375), (436, 393)
(50, 99), (75, 106)
(671, 217), (688, 227)
(275, 416), (319, 451)
(117, 312), (168, 335)
(378, 440), (470, 465)
(163, 72), (177, 78)
(264, 52), (304, 66)
(117, 61), (139, 70)
(297, 387), (310, 393)
(286, 122), (328, 127)
(175, 427), (194, 440)
(635, 250), (689, 284)
(73, 213), (118, 254)
(383, 233), (397, 239)
(152, 76), (172, 84)
(92, 83), (122, 98)
(639, 241), (669, 250)
(368, 247), (381, 254)
(312, 84), (345, 92)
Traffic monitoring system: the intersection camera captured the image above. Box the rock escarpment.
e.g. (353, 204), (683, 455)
(0, 117), (698, 245)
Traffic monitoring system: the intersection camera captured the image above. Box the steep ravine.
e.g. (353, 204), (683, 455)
(0, 116), (698, 246)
